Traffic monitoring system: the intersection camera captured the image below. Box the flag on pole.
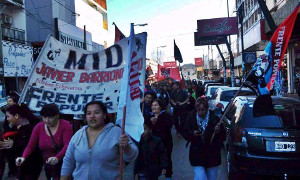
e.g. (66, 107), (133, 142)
(174, 40), (183, 63)
(116, 23), (144, 142)
(245, 5), (299, 95)
(113, 22), (126, 43)
(157, 64), (181, 82)
(145, 66), (153, 80)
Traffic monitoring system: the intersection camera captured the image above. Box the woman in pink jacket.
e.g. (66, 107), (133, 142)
(16, 104), (73, 180)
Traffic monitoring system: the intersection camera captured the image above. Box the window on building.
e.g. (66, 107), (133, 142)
(245, 0), (248, 14)
(254, 10), (258, 22)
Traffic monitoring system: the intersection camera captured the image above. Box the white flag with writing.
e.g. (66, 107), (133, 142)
(116, 24), (145, 142)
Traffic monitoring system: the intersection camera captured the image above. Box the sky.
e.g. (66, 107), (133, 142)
(106, 0), (237, 65)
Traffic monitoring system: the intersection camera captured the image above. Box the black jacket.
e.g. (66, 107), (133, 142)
(183, 110), (226, 167)
(0, 107), (17, 133)
(147, 111), (173, 153)
(11, 123), (43, 179)
(134, 134), (168, 179)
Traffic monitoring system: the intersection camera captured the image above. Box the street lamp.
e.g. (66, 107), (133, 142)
(134, 23), (148, 34)
(134, 23), (148, 27)
(157, 45), (166, 64)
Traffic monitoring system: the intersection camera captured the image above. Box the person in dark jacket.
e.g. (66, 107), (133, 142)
(196, 81), (205, 98)
(297, 78), (300, 99)
(186, 90), (196, 112)
(3, 103), (43, 179)
(141, 90), (157, 118)
(183, 97), (225, 180)
(170, 81), (189, 136)
(134, 120), (168, 180)
(148, 99), (173, 179)
(0, 94), (19, 179)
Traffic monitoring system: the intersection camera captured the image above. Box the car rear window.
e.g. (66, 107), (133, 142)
(220, 90), (254, 102)
(210, 87), (219, 95)
(241, 104), (300, 129)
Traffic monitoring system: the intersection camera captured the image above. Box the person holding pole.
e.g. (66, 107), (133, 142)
(60, 101), (138, 180)
(182, 97), (225, 180)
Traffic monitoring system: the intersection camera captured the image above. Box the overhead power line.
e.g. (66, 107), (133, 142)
(148, 32), (194, 40)
(53, 0), (79, 16)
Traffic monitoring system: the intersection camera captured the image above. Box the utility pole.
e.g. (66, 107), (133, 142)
(216, 44), (227, 84)
(0, 4), (6, 97)
(238, 2), (246, 81)
(225, 38), (235, 87)
(257, 0), (277, 34)
(226, 0), (231, 83)
(83, 25), (87, 50)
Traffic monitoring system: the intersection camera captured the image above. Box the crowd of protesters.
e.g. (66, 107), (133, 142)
(0, 79), (225, 180)
(138, 79), (224, 180)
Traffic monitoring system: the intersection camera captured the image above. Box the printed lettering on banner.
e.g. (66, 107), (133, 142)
(19, 34), (147, 114)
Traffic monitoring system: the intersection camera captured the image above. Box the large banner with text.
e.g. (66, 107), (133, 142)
(19, 34), (147, 114)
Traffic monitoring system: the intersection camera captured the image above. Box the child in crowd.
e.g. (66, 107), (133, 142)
(134, 120), (168, 180)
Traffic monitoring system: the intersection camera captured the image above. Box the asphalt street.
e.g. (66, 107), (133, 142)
(123, 127), (228, 180)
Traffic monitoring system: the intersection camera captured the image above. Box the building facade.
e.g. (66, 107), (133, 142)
(0, 0), (108, 96)
(0, 0), (29, 96)
(235, 0), (299, 93)
(182, 63), (197, 80)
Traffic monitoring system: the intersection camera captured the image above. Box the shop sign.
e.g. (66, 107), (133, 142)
(197, 17), (238, 37)
(57, 19), (93, 51)
(197, 67), (203, 71)
(195, 57), (203, 66)
(194, 33), (226, 46)
(2, 40), (33, 77)
(244, 52), (257, 64)
(163, 61), (177, 68)
(32, 42), (45, 62)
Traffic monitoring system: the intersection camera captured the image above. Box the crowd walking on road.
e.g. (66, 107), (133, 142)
(0, 80), (227, 180)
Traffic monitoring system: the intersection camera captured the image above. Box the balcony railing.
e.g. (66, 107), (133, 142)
(2, 25), (25, 44)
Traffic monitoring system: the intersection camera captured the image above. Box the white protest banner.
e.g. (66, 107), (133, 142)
(19, 33), (147, 114)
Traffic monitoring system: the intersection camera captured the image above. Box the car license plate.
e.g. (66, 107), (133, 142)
(275, 141), (296, 152)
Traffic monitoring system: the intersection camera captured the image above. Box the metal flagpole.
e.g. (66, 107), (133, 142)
(210, 68), (257, 143)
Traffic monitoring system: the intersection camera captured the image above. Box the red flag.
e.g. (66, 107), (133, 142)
(266, 5), (299, 90)
(146, 66), (153, 79)
(170, 66), (181, 81)
(245, 5), (299, 94)
(113, 23), (125, 43)
(157, 64), (181, 82)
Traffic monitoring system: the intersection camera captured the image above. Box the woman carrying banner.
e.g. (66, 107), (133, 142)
(182, 97), (225, 180)
(148, 99), (173, 179)
(1, 103), (43, 179)
(16, 104), (73, 180)
(60, 101), (138, 179)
